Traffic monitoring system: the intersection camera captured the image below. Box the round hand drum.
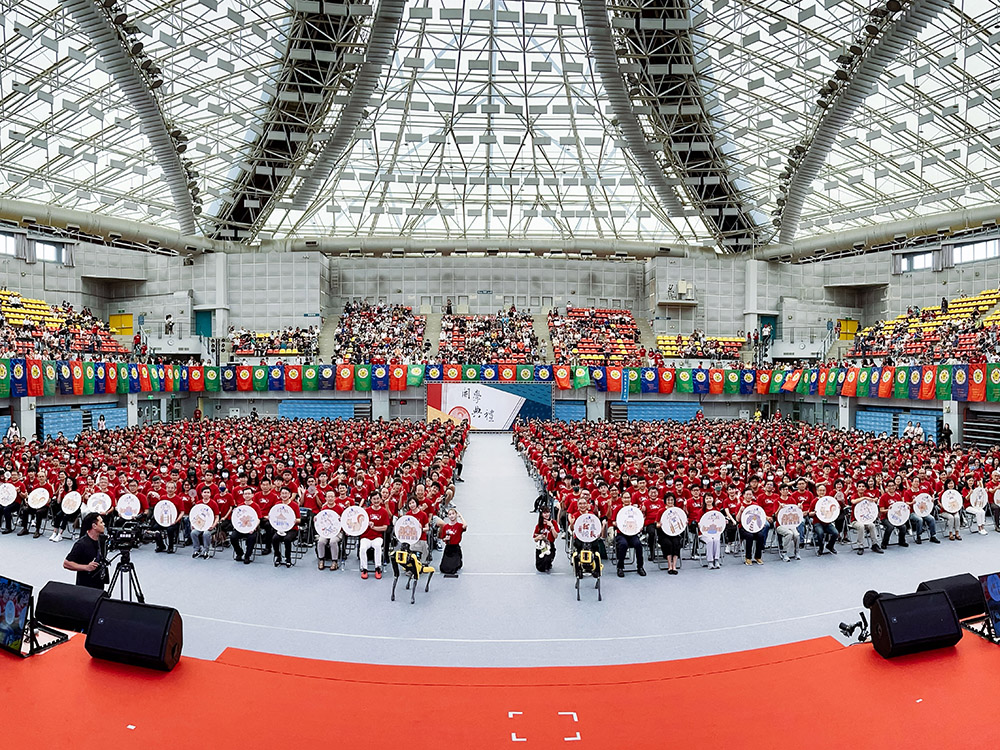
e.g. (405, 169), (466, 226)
(660, 507), (689, 537)
(88, 492), (112, 515)
(853, 500), (879, 525)
(116, 493), (141, 520)
(268, 503), (297, 534)
(190, 503), (216, 533)
(27, 488), (50, 510)
(394, 514), (423, 545)
(912, 493), (934, 518)
(615, 506), (644, 536)
(572, 513), (602, 543)
(231, 505), (260, 534)
(153, 499), (178, 527)
(313, 509), (342, 538)
(969, 487), (988, 509)
(740, 504), (767, 534)
(941, 489), (963, 514)
(814, 496), (840, 524)
(61, 491), (82, 515)
(887, 501), (910, 527)
(340, 506), (370, 537)
(699, 510), (726, 536)
(777, 504), (804, 527)
(0, 483), (16, 508)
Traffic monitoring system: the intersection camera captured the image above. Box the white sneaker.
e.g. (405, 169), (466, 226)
(980, 528), (988, 536)
(48, 532), (57, 541)
(725, 544), (732, 554)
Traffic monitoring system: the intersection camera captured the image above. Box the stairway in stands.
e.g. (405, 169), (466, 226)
(633, 315), (659, 356)
(532, 314), (552, 362)
(316, 311), (341, 360)
(422, 313), (442, 357)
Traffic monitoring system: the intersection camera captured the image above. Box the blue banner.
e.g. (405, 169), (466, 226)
(740, 369), (756, 395)
(908, 366), (922, 400)
(534, 365), (553, 382)
(591, 367), (607, 391)
(179, 366), (189, 391)
(222, 365), (237, 391)
(268, 365), (284, 391)
(808, 369), (819, 395)
(693, 368), (709, 394)
(640, 367), (659, 393)
(318, 365), (336, 390)
(425, 364), (443, 382)
(952, 364), (969, 401)
(371, 364), (390, 390)
(10, 358), (27, 397)
(128, 364), (141, 394)
(481, 364), (498, 382)
(57, 361), (73, 395)
(94, 362), (107, 393)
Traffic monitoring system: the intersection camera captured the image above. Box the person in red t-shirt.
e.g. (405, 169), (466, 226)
(359, 495), (390, 579)
(154, 480), (185, 554)
(879, 479), (909, 549)
(641, 489), (665, 562)
(434, 507), (467, 575)
(270, 487), (300, 568)
(19, 468), (55, 538)
(189, 486), (220, 559)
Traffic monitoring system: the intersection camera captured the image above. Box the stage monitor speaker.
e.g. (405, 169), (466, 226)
(869, 591), (962, 659)
(35, 582), (107, 633)
(85, 598), (183, 671)
(916, 573), (986, 620)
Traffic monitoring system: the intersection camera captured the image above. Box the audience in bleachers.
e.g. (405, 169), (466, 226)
(437, 308), (539, 364)
(228, 326), (318, 359)
(0, 290), (129, 359)
(548, 307), (646, 366)
(333, 301), (426, 364)
(655, 330), (743, 360)
(848, 289), (1000, 362)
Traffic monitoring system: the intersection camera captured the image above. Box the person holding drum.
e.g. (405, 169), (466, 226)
(0, 468), (26, 535)
(850, 479), (883, 555)
(736, 488), (768, 565)
(655, 493), (685, 575)
(904, 476), (941, 544)
(19, 468), (54, 538)
(400, 497), (431, 562)
(230, 487), (262, 564)
(698, 495), (725, 569)
(807, 483), (839, 555)
(315, 490), (343, 571)
(533, 507), (559, 573)
(189, 486), (219, 559)
(359, 493), (391, 579)
(966, 477), (990, 536)
(269, 486), (300, 568)
(49, 475), (81, 543)
(153, 480), (185, 554)
(938, 477), (965, 541)
(611, 492), (646, 577)
(774, 485), (802, 562)
(879, 479), (909, 549)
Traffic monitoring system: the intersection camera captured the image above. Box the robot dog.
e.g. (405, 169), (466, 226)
(391, 544), (435, 604)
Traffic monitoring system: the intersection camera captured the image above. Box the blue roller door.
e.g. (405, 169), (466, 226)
(278, 400), (360, 421)
(627, 402), (702, 422)
(553, 400), (586, 422)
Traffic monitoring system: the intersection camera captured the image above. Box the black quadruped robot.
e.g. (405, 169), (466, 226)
(390, 544), (435, 604)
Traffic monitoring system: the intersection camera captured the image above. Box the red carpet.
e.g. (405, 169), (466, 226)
(4, 634), (999, 748)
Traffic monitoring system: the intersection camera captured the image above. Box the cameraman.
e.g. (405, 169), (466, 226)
(63, 513), (107, 589)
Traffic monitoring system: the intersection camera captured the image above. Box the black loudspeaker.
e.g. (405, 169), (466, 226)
(917, 573), (986, 620)
(85, 598), (183, 671)
(869, 591), (962, 659)
(36, 582), (107, 633)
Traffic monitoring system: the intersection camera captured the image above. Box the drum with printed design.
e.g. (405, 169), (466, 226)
(313, 509), (342, 538)
(941, 489), (963, 514)
(776, 504), (804, 527)
(60, 491), (82, 515)
(268, 503), (298, 534)
(153, 499), (178, 527)
(340, 506), (370, 537)
(27, 488), (50, 510)
(87, 492), (112, 515)
(231, 505), (260, 534)
(853, 499), (879, 525)
(394, 514), (423, 544)
(698, 510), (726, 536)
(572, 513), (603, 543)
(190, 503), (216, 533)
(615, 506), (645, 536)
(660, 507), (689, 537)
(0, 483), (16, 507)
(887, 501), (910, 527)
(912, 493), (934, 518)
(739, 504), (768, 534)
(116, 493), (141, 520)
(969, 487), (988, 510)
(814, 496), (840, 524)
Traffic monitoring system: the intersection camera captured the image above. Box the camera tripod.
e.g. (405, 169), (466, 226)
(107, 548), (145, 603)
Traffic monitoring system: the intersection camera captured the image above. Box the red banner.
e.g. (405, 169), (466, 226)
(236, 366), (253, 391)
(71, 360), (84, 395)
(554, 366), (571, 390)
(877, 366), (894, 398)
(606, 367), (622, 392)
(443, 364), (462, 382)
(390, 365), (407, 391)
(781, 369), (801, 392)
(919, 365), (936, 400)
(335, 364), (354, 391)
(658, 368), (675, 394)
(841, 368), (859, 397)
(106, 362), (119, 393)
(27, 358), (43, 396)
(756, 370), (771, 394)
(285, 365), (302, 391)
(708, 368), (724, 394)
(138, 363), (151, 392)
(969, 363), (986, 402)
(188, 365), (204, 392)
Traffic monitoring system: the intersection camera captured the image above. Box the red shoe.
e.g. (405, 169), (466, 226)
(361, 569), (368, 579)
(374, 568), (382, 580)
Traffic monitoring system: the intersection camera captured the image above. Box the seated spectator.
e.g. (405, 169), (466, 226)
(331, 301), (425, 364)
(437, 307), (537, 364)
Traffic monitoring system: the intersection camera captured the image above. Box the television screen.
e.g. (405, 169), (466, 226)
(0, 576), (32, 656)
(979, 573), (1000, 637)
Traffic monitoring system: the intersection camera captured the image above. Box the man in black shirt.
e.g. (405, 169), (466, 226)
(63, 513), (107, 589)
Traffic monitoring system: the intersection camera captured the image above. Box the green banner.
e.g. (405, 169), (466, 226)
(892, 367), (908, 399)
(253, 366), (268, 391)
(988, 364), (1000, 402)
(303, 365), (319, 391)
(517, 365), (534, 381)
(0, 358), (10, 398)
(933, 365), (951, 400)
(463, 364), (480, 382)
(824, 368), (839, 396)
(627, 368), (640, 394)
(354, 364), (372, 391)
(676, 368), (693, 393)
(117, 363), (129, 393)
(769, 370), (785, 393)
(724, 369), (739, 394)
(407, 365), (425, 386)
(83, 362), (95, 395)
(572, 366), (590, 389)
(43, 361), (57, 396)
(856, 368), (870, 398)
(204, 366), (220, 392)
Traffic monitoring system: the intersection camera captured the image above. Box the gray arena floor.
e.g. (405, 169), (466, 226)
(2, 432), (998, 668)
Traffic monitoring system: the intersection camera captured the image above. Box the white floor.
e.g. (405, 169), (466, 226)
(2, 432), (999, 667)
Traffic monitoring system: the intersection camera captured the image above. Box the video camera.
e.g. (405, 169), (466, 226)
(106, 520), (144, 552)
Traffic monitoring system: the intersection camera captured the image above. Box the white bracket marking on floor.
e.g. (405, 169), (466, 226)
(508, 711), (526, 742)
(559, 712), (581, 741)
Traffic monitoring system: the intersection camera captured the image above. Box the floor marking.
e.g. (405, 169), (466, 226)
(564, 733), (581, 742)
(186, 606), (858, 644)
(558, 712), (578, 722)
(508, 712), (526, 742)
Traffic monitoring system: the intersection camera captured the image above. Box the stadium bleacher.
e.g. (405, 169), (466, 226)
(548, 307), (645, 366)
(437, 310), (538, 364)
(0, 290), (129, 358)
